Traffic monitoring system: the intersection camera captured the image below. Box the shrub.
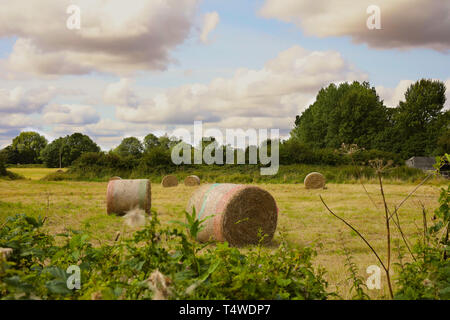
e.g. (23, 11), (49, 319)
(394, 185), (450, 299)
(0, 211), (331, 300)
(0, 154), (23, 180)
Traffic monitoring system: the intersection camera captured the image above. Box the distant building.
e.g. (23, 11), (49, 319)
(405, 157), (435, 171)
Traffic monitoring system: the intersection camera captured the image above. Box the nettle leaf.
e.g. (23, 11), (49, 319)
(46, 279), (72, 295)
(72, 250), (80, 260)
(44, 266), (68, 281)
(4, 276), (34, 293)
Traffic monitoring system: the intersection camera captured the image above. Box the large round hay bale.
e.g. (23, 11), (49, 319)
(304, 172), (326, 189)
(161, 175), (178, 187)
(106, 179), (151, 216)
(186, 184), (278, 246)
(184, 175), (200, 186)
(109, 176), (122, 181)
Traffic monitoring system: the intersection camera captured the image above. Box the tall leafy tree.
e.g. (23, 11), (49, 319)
(0, 145), (19, 165)
(143, 133), (160, 152)
(0, 150), (7, 175)
(40, 137), (66, 168)
(63, 133), (101, 164)
(291, 81), (388, 150)
(11, 131), (48, 164)
(157, 134), (182, 150)
(115, 137), (144, 157)
(40, 133), (100, 168)
(391, 79), (447, 157)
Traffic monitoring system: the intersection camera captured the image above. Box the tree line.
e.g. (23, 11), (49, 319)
(0, 79), (448, 169)
(0, 132), (181, 168)
(291, 79), (449, 158)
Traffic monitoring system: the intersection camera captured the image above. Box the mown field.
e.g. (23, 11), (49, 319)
(8, 168), (67, 180)
(0, 168), (446, 299)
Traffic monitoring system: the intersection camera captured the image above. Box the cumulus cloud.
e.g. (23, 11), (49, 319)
(85, 119), (129, 137)
(259, 0), (450, 52)
(377, 78), (450, 109)
(0, 113), (35, 129)
(104, 79), (138, 107)
(111, 46), (367, 131)
(43, 104), (100, 125)
(200, 12), (220, 44)
(0, 86), (56, 113)
(446, 80), (450, 111)
(0, 0), (199, 76)
(0, 113), (38, 147)
(376, 80), (415, 107)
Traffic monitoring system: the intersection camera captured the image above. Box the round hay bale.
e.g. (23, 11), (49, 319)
(184, 175), (200, 186)
(161, 175), (178, 187)
(304, 172), (326, 189)
(109, 176), (122, 181)
(186, 184), (278, 246)
(56, 169), (64, 173)
(106, 179), (151, 216)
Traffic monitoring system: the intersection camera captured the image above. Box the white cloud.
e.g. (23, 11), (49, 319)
(0, 113), (38, 148)
(0, 113), (35, 129)
(259, 0), (450, 52)
(445, 79), (450, 111)
(0, 0), (200, 76)
(200, 12), (220, 44)
(376, 80), (415, 108)
(43, 104), (100, 125)
(104, 79), (138, 107)
(111, 46), (367, 131)
(377, 78), (450, 110)
(0, 86), (56, 113)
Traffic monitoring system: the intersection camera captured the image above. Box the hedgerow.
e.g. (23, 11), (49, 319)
(0, 211), (330, 300)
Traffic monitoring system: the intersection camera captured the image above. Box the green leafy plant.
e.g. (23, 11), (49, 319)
(394, 183), (449, 299)
(0, 209), (330, 300)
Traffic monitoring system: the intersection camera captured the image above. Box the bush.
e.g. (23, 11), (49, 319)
(0, 154), (6, 176)
(0, 154), (23, 180)
(394, 185), (450, 299)
(69, 152), (138, 179)
(0, 211), (331, 300)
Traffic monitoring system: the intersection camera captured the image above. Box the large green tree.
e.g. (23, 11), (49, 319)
(390, 79), (448, 157)
(0, 145), (19, 165)
(115, 137), (144, 158)
(143, 133), (160, 152)
(158, 134), (181, 150)
(10, 131), (48, 164)
(40, 137), (66, 168)
(40, 133), (100, 168)
(291, 81), (389, 150)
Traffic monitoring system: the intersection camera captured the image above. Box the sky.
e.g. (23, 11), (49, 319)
(0, 0), (449, 150)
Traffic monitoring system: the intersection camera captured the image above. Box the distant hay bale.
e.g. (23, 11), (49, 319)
(56, 169), (64, 173)
(184, 175), (200, 186)
(106, 179), (151, 216)
(186, 184), (278, 246)
(161, 175), (178, 187)
(304, 172), (326, 189)
(109, 176), (122, 181)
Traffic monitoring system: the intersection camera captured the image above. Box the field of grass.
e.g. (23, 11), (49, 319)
(8, 168), (67, 180)
(0, 169), (447, 299)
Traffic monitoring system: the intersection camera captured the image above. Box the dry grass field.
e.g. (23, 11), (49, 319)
(0, 173), (446, 299)
(8, 168), (67, 180)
